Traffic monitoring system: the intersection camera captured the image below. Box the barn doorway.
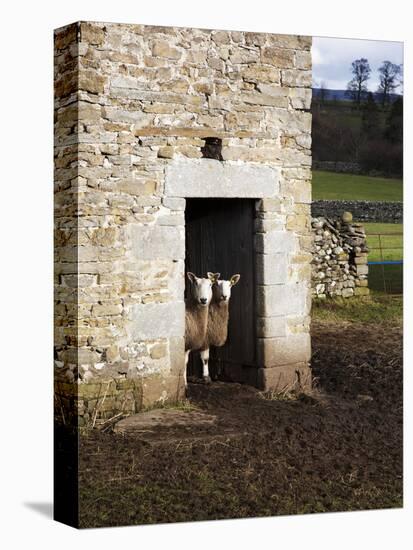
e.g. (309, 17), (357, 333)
(185, 199), (256, 383)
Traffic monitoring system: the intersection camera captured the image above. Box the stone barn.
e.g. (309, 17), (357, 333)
(54, 21), (313, 422)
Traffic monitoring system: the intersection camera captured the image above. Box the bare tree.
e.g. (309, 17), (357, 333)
(346, 58), (371, 105)
(319, 81), (329, 105)
(377, 61), (402, 105)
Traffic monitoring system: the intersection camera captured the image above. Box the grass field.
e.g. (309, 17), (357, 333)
(314, 100), (391, 133)
(364, 223), (403, 262)
(363, 223), (403, 294)
(312, 171), (403, 201)
(312, 294), (402, 324)
(368, 264), (403, 294)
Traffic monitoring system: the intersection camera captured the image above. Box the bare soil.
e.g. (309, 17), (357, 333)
(78, 320), (402, 528)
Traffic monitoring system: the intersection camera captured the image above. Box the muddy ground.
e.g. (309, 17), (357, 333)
(78, 320), (403, 528)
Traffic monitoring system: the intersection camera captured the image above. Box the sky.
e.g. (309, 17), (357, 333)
(312, 36), (404, 91)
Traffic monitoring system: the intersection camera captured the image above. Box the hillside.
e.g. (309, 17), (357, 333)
(312, 170), (403, 202)
(312, 88), (401, 103)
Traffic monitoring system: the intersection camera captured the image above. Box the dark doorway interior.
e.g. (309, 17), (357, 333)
(185, 199), (256, 382)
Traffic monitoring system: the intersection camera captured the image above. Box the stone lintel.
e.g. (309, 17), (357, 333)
(165, 159), (279, 198)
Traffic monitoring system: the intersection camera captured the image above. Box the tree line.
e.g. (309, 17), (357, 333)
(346, 58), (402, 106)
(312, 58), (403, 177)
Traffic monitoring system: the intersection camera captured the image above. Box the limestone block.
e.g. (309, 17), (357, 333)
(162, 197), (186, 211)
(149, 342), (168, 359)
(267, 35), (312, 51)
(281, 179), (311, 204)
(256, 83), (288, 97)
(80, 22), (105, 45)
(281, 69), (312, 88)
(241, 91), (288, 108)
(254, 217), (285, 232)
(289, 88), (312, 110)
(130, 225), (185, 260)
(128, 302), (185, 339)
(257, 333), (311, 366)
(256, 198), (283, 213)
(256, 316), (287, 338)
(140, 373), (185, 409)
(254, 231), (297, 254)
(169, 336), (185, 377)
(116, 178), (156, 195)
(255, 253), (288, 285)
(244, 32), (267, 46)
(103, 106), (154, 125)
(256, 283), (308, 316)
(295, 50), (312, 70)
(165, 159), (279, 198)
(152, 40), (182, 60)
(355, 264), (368, 275)
(79, 70), (107, 94)
(241, 65), (280, 84)
(54, 23), (78, 50)
(157, 213), (185, 226)
(92, 303), (123, 317)
(221, 146), (283, 163)
(257, 363), (311, 392)
(61, 347), (101, 366)
(261, 47), (295, 68)
(61, 274), (97, 288)
(111, 75), (142, 89)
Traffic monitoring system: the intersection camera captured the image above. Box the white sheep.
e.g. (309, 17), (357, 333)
(199, 272), (240, 382)
(184, 272), (214, 388)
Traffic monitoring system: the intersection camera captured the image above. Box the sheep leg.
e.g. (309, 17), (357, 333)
(184, 350), (190, 390)
(200, 348), (211, 383)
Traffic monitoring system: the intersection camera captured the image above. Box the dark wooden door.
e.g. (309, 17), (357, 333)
(185, 199), (256, 380)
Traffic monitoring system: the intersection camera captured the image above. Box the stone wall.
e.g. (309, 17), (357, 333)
(312, 160), (361, 174)
(311, 213), (369, 299)
(54, 378), (143, 427)
(312, 200), (402, 223)
(54, 21), (313, 418)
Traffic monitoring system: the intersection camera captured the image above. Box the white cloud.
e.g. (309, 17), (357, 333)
(312, 36), (403, 90)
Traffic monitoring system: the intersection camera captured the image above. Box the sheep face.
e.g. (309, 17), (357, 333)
(187, 272), (213, 306)
(212, 274), (241, 302)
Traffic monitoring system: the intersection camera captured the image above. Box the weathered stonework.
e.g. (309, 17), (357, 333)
(54, 21), (313, 420)
(311, 214), (369, 299)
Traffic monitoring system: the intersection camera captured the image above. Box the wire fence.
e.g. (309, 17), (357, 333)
(366, 232), (403, 294)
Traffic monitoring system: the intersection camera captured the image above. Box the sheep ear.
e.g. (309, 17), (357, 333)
(230, 274), (241, 286)
(207, 272), (220, 282)
(187, 272), (197, 283)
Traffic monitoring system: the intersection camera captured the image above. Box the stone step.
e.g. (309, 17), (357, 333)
(113, 408), (217, 437)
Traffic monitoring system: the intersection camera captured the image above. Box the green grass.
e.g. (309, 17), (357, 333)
(312, 170), (403, 201)
(368, 264), (403, 294)
(364, 223), (403, 262)
(315, 101), (390, 131)
(312, 294), (402, 324)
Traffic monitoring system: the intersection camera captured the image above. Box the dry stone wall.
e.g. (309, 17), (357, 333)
(311, 213), (369, 299)
(312, 160), (362, 174)
(312, 200), (402, 223)
(54, 21), (313, 419)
